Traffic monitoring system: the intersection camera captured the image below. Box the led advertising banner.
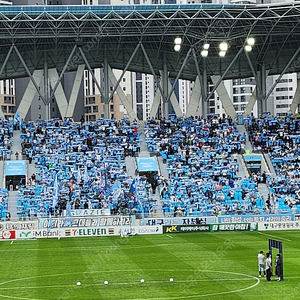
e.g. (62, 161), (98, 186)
(136, 157), (158, 172)
(5, 160), (26, 176)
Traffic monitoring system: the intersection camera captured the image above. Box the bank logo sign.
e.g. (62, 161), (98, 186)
(19, 232), (31, 238)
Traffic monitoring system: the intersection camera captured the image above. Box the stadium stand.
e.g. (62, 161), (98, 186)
(1, 113), (300, 220)
(246, 113), (300, 214)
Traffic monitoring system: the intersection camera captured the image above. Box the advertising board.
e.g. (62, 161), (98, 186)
(140, 216), (216, 226)
(0, 221), (38, 230)
(39, 216), (134, 229)
(15, 226), (162, 240)
(62, 209), (111, 217)
(0, 230), (15, 239)
(218, 214), (294, 224)
(258, 221), (300, 231)
(163, 223), (251, 234)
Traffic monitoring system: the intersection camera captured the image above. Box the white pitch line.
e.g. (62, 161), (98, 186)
(0, 277), (255, 290)
(257, 231), (291, 242)
(166, 235), (173, 239)
(0, 270), (260, 300)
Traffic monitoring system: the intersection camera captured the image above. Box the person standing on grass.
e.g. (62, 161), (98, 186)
(257, 250), (266, 278)
(275, 253), (283, 281)
(266, 252), (272, 281)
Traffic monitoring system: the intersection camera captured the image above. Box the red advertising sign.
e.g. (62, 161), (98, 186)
(0, 231), (15, 239)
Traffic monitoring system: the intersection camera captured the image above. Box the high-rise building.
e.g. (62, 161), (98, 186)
(0, 1), (14, 121)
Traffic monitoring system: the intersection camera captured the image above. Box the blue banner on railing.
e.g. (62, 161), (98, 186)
(5, 160), (26, 175)
(136, 157), (158, 172)
(218, 214), (294, 224)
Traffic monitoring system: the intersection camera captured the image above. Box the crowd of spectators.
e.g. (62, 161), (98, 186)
(1, 112), (300, 221)
(246, 113), (300, 212)
(0, 118), (13, 161)
(0, 118), (12, 220)
(15, 117), (150, 218)
(144, 115), (266, 216)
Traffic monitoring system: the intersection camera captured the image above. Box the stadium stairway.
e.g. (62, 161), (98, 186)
(262, 152), (277, 180)
(0, 160), (3, 190)
(7, 130), (23, 220)
(135, 124), (164, 217)
(155, 156), (167, 217)
(5, 130), (37, 220)
(257, 183), (270, 207)
(236, 124), (252, 152)
(138, 126), (150, 157)
(125, 157), (136, 178)
(234, 154), (249, 178)
(236, 124), (270, 205)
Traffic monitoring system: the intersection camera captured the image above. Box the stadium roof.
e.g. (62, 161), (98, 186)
(0, 3), (300, 81)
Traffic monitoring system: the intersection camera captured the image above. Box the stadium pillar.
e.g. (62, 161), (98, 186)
(14, 45), (45, 104)
(256, 65), (264, 116)
(17, 70), (43, 121)
(64, 65), (85, 118)
(103, 55), (110, 119)
(261, 62), (267, 113)
(0, 46), (13, 117)
(107, 64), (138, 121)
(49, 45), (77, 102)
(202, 58), (208, 118)
(44, 57), (50, 120)
(162, 52), (169, 118)
(211, 75), (237, 120)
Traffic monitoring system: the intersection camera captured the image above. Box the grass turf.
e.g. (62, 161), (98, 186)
(0, 231), (299, 300)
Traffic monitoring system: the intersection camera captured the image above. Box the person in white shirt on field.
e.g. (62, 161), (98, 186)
(258, 250), (266, 278)
(266, 252), (272, 281)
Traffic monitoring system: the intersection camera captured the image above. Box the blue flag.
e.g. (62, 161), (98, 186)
(129, 179), (136, 197)
(77, 167), (81, 184)
(48, 212), (53, 233)
(64, 200), (72, 227)
(14, 110), (20, 126)
(84, 166), (89, 184)
(112, 180), (122, 202)
(52, 174), (59, 208)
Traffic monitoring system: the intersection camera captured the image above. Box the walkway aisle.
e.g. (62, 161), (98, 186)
(235, 124), (252, 179)
(138, 126), (150, 157)
(137, 124), (164, 217)
(236, 124), (270, 204)
(235, 154), (248, 179)
(125, 157), (136, 178)
(0, 160), (3, 190)
(236, 124), (253, 153)
(6, 130), (37, 221)
(7, 130), (23, 220)
(10, 130), (22, 156)
(257, 183), (270, 205)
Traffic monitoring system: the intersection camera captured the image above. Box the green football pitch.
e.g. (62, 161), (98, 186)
(0, 231), (299, 300)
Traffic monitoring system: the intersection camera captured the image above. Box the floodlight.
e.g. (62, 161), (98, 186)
(201, 50), (208, 57)
(203, 43), (210, 50)
(219, 42), (228, 51)
(219, 50), (226, 57)
(245, 45), (252, 52)
(174, 44), (181, 52)
(174, 37), (182, 45)
(247, 37), (255, 46)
